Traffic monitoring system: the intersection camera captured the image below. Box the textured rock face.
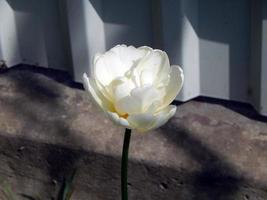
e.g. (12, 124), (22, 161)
(0, 65), (267, 199)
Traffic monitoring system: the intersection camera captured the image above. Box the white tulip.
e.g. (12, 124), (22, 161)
(83, 45), (184, 132)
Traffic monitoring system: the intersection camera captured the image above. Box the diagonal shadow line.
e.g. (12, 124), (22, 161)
(159, 121), (246, 200)
(5, 64), (83, 90)
(172, 97), (267, 123)
(0, 66), (87, 197)
(1, 133), (267, 200)
(193, 97), (267, 123)
(2, 65), (267, 199)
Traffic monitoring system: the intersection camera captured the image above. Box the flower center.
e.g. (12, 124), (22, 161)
(119, 113), (129, 119)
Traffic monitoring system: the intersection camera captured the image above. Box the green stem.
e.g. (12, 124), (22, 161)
(121, 128), (132, 200)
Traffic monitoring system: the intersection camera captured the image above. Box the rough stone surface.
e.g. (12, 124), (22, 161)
(0, 65), (267, 199)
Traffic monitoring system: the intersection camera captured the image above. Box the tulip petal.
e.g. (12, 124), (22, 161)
(114, 95), (140, 115)
(84, 45), (183, 132)
(94, 45), (151, 87)
(159, 65), (184, 110)
(110, 45), (150, 70)
(93, 53), (102, 66)
(136, 49), (170, 86)
(111, 77), (135, 101)
(114, 85), (162, 115)
(83, 73), (114, 112)
(94, 51), (124, 86)
(106, 111), (130, 128)
(130, 85), (161, 111)
(94, 78), (114, 102)
(128, 105), (177, 132)
(128, 113), (155, 132)
(150, 105), (177, 130)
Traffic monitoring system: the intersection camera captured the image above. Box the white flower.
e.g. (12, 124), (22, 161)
(83, 45), (184, 132)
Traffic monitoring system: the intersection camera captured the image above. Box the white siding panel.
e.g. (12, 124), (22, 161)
(0, 0), (267, 116)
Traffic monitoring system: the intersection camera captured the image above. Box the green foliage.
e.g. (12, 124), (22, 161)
(0, 169), (76, 200)
(57, 169), (76, 200)
(0, 178), (17, 200)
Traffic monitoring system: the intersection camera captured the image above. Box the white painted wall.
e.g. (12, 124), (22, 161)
(199, 0), (250, 102)
(0, 0), (21, 66)
(1, 0), (69, 70)
(65, 0), (153, 82)
(250, 0), (262, 112)
(250, 0), (267, 115)
(103, 0), (153, 50)
(161, 0), (200, 101)
(0, 0), (267, 115)
(65, 0), (105, 80)
(260, 1), (267, 115)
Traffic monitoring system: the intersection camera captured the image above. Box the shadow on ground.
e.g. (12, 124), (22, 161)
(159, 123), (245, 200)
(0, 65), (267, 199)
(1, 132), (267, 200)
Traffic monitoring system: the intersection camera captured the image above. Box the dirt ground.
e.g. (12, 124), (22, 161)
(0, 65), (267, 200)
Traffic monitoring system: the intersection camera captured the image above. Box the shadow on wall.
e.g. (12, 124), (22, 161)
(4, 0), (252, 104)
(89, 0), (154, 49)
(162, 0), (250, 102)
(0, 44), (3, 64)
(5, 0), (71, 71)
(89, 0), (252, 106)
(187, 0), (250, 101)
